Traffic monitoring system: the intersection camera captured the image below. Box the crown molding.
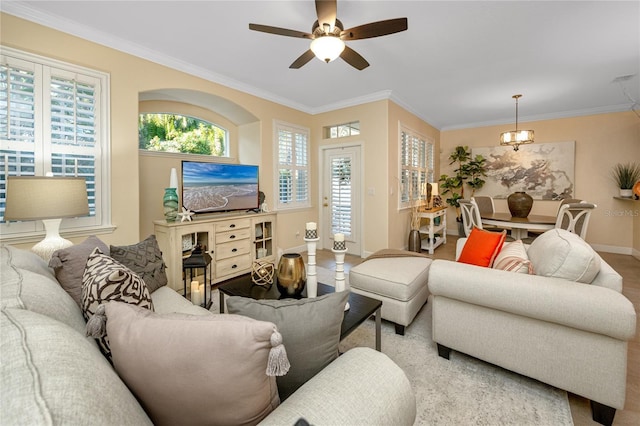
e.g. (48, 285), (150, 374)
(440, 103), (635, 131)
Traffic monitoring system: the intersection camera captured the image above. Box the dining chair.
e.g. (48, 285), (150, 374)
(523, 197), (586, 243)
(555, 202), (597, 239)
(471, 195), (511, 234)
(459, 199), (483, 237)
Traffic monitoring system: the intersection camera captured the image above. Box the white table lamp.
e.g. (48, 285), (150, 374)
(4, 176), (89, 261)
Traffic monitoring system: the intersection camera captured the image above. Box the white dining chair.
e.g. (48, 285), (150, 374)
(555, 202), (597, 239)
(459, 199), (483, 237)
(471, 195), (511, 234)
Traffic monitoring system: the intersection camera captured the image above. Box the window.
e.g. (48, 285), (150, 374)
(324, 121), (360, 139)
(138, 113), (228, 156)
(0, 47), (110, 239)
(399, 125), (434, 209)
(274, 121), (310, 210)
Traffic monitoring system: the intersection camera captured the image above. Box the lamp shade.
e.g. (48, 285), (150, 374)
(4, 176), (89, 221)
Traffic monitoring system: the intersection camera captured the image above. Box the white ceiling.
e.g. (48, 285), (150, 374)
(3, 0), (639, 130)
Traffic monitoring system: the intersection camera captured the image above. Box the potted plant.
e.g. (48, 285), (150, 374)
(611, 162), (640, 198)
(439, 145), (487, 233)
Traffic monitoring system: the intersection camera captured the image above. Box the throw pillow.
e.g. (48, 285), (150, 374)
(226, 291), (349, 400)
(492, 240), (533, 274)
(103, 302), (286, 426)
(527, 228), (601, 283)
(457, 228), (507, 267)
(110, 235), (167, 293)
(48, 235), (109, 307)
(82, 248), (154, 360)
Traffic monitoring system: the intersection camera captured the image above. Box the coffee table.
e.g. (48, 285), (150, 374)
(218, 274), (382, 351)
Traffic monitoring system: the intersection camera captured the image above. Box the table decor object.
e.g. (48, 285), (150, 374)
(331, 247), (350, 311)
(163, 188), (179, 222)
(276, 253), (306, 297)
(333, 233), (346, 250)
(507, 191), (533, 218)
(251, 260), (275, 287)
(304, 232), (320, 298)
(611, 162), (640, 198)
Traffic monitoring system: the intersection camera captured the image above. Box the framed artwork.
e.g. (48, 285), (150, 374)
(472, 141), (575, 200)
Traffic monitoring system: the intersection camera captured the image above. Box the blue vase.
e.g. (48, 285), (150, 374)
(163, 188), (179, 222)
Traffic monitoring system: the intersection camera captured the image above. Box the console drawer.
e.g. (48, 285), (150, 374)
(216, 228), (250, 244)
(216, 240), (251, 260)
(216, 254), (251, 278)
(216, 218), (250, 233)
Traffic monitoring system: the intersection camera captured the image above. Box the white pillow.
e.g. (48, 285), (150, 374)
(492, 240), (533, 274)
(527, 229), (600, 283)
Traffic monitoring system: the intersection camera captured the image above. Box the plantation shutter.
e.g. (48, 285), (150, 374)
(330, 156), (352, 235)
(275, 122), (310, 210)
(400, 127), (434, 209)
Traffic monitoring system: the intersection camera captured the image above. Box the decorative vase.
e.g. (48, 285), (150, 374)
(163, 188), (179, 222)
(507, 191), (533, 218)
(408, 229), (421, 253)
(619, 188), (633, 198)
(276, 253), (306, 297)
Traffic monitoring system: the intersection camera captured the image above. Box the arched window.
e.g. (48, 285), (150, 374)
(138, 113), (228, 156)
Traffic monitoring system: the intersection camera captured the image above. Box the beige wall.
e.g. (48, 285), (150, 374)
(2, 13), (312, 250)
(441, 111), (640, 253)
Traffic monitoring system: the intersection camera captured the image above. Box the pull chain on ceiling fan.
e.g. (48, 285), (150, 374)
(249, 0), (408, 70)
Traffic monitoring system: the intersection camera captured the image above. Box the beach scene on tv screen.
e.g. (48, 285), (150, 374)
(182, 162), (258, 212)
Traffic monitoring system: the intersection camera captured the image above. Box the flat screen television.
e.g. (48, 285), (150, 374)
(181, 161), (259, 214)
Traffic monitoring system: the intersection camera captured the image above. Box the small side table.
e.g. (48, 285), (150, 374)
(183, 252), (212, 308)
(417, 207), (447, 254)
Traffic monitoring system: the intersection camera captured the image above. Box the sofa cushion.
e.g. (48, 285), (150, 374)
(82, 248), (154, 360)
(527, 228), (601, 284)
(457, 228), (506, 267)
(1, 308), (152, 425)
(492, 240), (533, 274)
(103, 302), (282, 426)
(1, 246), (87, 335)
(226, 291), (348, 401)
(110, 235), (168, 293)
(49, 236), (109, 307)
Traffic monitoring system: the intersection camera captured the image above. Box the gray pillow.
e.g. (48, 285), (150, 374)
(48, 235), (109, 307)
(227, 291), (348, 400)
(110, 235), (167, 293)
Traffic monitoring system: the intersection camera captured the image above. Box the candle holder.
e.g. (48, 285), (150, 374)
(331, 247), (350, 311)
(305, 229), (318, 239)
(304, 236), (320, 298)
(333, 240), (346, 250)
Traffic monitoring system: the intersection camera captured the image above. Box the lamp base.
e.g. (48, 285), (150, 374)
(31, 219), (74, 261)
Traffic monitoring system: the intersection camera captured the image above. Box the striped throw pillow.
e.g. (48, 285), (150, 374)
(492, 240), (534, 274)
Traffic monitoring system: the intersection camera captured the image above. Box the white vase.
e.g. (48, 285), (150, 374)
(620, 188), (633, 198)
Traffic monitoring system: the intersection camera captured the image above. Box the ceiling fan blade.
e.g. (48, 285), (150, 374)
(340, 46), (369, 70)
(341, 18), (408, 40)
(289, 50), (316, 69)
(315, 0), (337, 31)
(249, 23), (313, 39)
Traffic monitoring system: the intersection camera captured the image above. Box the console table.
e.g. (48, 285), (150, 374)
(417, 207), (447, 254)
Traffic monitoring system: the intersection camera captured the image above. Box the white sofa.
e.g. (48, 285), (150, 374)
(1, 245), (416, 425)
(428, 230), (636, 426)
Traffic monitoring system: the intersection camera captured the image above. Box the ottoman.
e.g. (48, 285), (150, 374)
(349, 253), (431, 335)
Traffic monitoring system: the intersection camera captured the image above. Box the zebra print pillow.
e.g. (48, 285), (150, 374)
(82, 248), (154, 360)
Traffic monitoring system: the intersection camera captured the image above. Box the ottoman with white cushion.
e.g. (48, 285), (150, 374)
(349, 253), (432, 335)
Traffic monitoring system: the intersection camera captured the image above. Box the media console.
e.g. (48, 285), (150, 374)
(154, 212), (276, 294)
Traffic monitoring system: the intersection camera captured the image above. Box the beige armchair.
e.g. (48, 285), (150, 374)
(428, 229), (636, 426)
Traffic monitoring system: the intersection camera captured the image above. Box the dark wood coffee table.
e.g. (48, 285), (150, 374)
(218, 274), (382, 351)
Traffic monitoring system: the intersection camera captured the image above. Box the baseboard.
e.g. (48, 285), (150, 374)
(632, 247), (640, 261)
(590, 243), (633, 255)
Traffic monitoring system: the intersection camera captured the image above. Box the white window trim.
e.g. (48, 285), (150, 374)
(0, 46), (112, 244)
(273, 120), (311, 211)
(398, 123), (434, 211)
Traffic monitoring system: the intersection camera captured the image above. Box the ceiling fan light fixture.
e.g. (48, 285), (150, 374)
(500, 94), (534, 151)
(310, 35), (345, 63)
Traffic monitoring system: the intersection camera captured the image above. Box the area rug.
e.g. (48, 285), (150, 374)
(211, 266), (574, 425)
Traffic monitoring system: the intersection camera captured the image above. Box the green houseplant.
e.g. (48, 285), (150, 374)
(611, 162), (640, 197)
(439, 145), (487, 225)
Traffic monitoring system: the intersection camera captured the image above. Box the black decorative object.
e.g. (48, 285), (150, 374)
(507, 192), (533, 218)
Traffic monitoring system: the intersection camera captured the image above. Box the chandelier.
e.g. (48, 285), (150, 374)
(500, 94), (534, 151)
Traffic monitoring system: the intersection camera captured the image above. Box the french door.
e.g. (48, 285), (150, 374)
(321, 145), (362, 256)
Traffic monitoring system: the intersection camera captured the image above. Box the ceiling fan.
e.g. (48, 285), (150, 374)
(249, 0), (408, 70)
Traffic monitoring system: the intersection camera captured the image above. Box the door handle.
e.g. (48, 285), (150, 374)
(323, 203), (328, 207)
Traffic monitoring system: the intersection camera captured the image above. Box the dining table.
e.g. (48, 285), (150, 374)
(480, 212), (556, 240)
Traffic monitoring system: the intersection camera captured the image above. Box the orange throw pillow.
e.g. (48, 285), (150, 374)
(458, 228), (507, 267)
